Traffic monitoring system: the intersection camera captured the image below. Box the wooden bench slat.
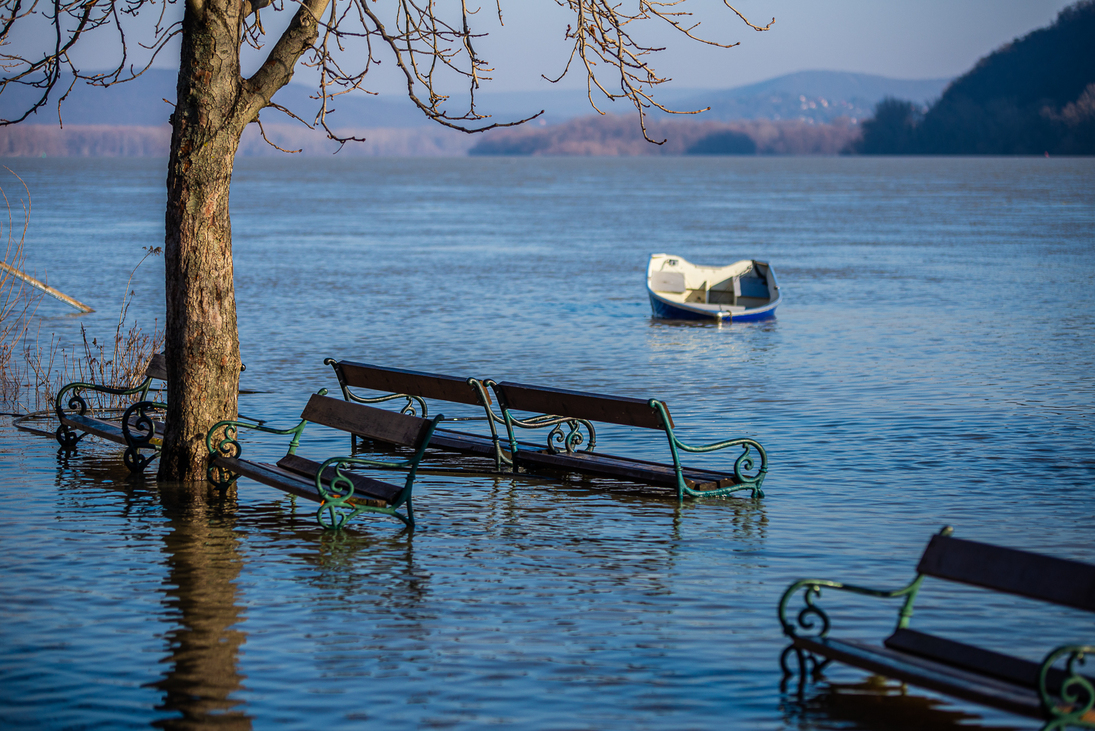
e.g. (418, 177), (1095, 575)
(346, 425), (502, 460)
(337, 361), (483, 406)
(794, 636), (1045, 719)
(495, 382), (667, 430)
(885, 628), (1094, 695)
(145, 352), (167, 381)
(917, 535), (1095, 611)
(302, 394), (431, 448)
(213, 455), (398, 506)
(61, 414), (128, 445)
(276, 455), (404, 503)
(513, 449), (736, 489)
(428, 428), (499, 457)
(213, 456), (327, 503)
(62, 413), (165, 443)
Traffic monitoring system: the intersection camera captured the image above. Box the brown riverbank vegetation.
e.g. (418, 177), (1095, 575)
(0, 125), (475, 158)
(469, 115), (861, 156)
(1, 174), (162, 414)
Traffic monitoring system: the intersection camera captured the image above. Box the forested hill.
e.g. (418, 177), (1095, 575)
(856, 0), (1095, 155)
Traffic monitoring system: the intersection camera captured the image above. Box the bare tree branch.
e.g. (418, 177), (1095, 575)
(2, 0), (772, 138)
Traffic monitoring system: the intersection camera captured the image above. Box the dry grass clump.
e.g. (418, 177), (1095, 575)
(1, 170), (163, 416)
(0, 170), (37, 409)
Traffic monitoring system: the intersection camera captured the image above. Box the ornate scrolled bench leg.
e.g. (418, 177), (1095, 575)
(733, 439), (767, 498)
(206, 423), (243, 491)
(54, 386), (90, 451)
(546, 418), (597, 455)
(779, 644), (833, 698)
(1039, 645), (1094, 730)
(55, 424), (84, 451)
(317, 501), (361, 530)
(121, 400), (165, 473)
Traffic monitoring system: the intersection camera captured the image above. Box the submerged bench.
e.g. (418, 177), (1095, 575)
(779, 527), (1095, 730)
(325, 358), (506, 470)
(206, 390), (442, 529)
(490, 381), (767, 500)
(326, 359), (595, 474)
(55, 353), (167, 472)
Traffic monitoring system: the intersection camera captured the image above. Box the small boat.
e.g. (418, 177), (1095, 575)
(646, 254), (781, 321)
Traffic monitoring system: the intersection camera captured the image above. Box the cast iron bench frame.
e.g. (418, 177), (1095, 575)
(490, 381), (767, 501)
(324, 358), (599, 473)
(206, 390), (442, 529)
(779, 526), (1095, 730)
(55, 352), (168, 472)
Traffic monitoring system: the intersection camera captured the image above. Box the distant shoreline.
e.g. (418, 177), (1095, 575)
(0, 117), (862, 158)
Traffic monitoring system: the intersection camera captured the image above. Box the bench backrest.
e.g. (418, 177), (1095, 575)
(301, 394), (434, 448)
(145, 353), (167, 381)
(331, 360), (484, 406)
(493, 382), (672, 430)
(917, 534), (1095, 612)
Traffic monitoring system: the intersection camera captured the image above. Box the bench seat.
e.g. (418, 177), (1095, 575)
(60, 412), (165, 446)
(779, 527), (1095, 729)
(793, 635), (1047, 719)
(211, 455), (402, 506)
(206, 392), (442, 529)
(492, 381), (767, 500)
(55, 353), (169, 472)
(427, 428), (502, 459)
(511, 446), (745, 491)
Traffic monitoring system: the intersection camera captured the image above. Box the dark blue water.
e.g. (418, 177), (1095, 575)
(1, 156), (1093, 730)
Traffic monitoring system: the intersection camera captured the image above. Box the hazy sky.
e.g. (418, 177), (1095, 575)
(473, 0), (1077, 91)
(50, 0), (1079, 93)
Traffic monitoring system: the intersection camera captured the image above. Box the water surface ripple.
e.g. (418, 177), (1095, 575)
(1, 156), (1093, 730)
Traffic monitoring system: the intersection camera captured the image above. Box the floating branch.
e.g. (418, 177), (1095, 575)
(0, 261), (94, 313)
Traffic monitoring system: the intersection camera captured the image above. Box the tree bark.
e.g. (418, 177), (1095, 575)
(159, 0), (247, 481)
(158, 0), (325, 481)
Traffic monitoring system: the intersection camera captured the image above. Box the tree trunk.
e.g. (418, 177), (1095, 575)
(157, 0), (323, 480)
(159, 0), (247, 481)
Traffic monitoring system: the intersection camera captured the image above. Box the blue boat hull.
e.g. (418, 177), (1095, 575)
(647, 291), (778, 322)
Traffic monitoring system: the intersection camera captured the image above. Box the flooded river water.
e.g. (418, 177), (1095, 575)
(1, 156), (1093, 729)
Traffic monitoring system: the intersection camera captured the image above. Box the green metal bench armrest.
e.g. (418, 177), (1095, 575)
(670, 433), (763, 454)
(779, 527), (958, 640)
(206, 417), (309, 458)
(319, 454), (416, 472)
(778, 575), (925, 640)
(315, 412), (442, 498)
(339, 389), (429, 417)
(1039, 644), (1095, 725)
(315, 454), (415, 504)
(312, 413), (443, 530)
(204, 411), (311, 491)
(205, 389), (328, 462)
(312, 454), (418, 531)
(55, 375), (156, 419)
(120, 400), (168, 470)
(649, 399), (768, 499)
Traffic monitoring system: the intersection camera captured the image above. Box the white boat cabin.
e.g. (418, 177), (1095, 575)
(647, 254), (775, 311)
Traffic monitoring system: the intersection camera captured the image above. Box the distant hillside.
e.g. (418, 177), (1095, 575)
(3, 69), (949, 130)
(667, 71), (949, 125)
(469, 115), (859, 156)
(0, 69), (433, 128)
(855, 1), (1095, 154)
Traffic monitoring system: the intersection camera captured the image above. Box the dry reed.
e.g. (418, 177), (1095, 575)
(1, 170), (163, 417)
